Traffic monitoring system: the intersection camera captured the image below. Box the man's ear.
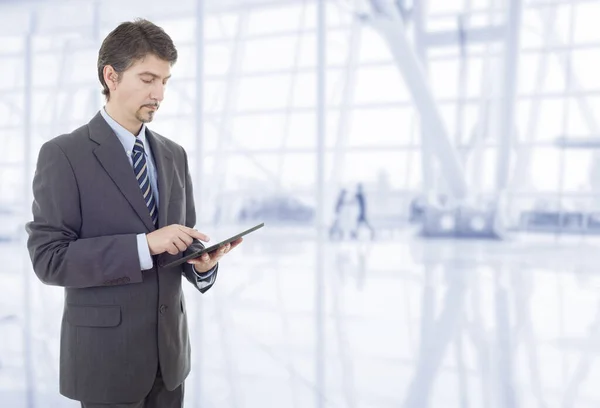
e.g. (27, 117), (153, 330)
(103, 65), (119, 91)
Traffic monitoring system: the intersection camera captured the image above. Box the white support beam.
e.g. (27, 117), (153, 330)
(495, 0), (522, 192)
(193, 1), (206, 407)
(195, 0), (205, 222)
(413, 0), (435, 195)
(555, 137), (600, 149)
(315, 4), (326, 408)
(211, 12), (248, 223)
(362, 2), (468, 199)
(22, 11), (35, 408)
(276, 4), (309, 192)
(507, 5), (556, 193)
(330, 19), (362, 188)
(423, 25), (505, 48)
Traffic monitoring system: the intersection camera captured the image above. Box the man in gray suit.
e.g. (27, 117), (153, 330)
(25, 19), (242, 407)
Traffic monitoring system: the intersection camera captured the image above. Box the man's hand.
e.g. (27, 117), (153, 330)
(146, 224), (210, 256)
(187, 237), (243, 273)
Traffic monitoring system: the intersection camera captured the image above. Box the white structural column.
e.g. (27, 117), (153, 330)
(495, 0), (522, 193)
(194, 1), (205, 406)
(329, 18), (361, 189)
(412, 0), (435, 195)
(22, 10), (36, 408)
(364, 1), (468, 200)
(316, 1), (326, 408)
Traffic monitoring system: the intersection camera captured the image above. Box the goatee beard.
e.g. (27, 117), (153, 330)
(136, 110), (155, 124)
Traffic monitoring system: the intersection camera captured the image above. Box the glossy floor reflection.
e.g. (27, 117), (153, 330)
(2, 227), (600, 407)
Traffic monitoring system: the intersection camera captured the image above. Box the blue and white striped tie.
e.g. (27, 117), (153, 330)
(132, 138), (158, 228)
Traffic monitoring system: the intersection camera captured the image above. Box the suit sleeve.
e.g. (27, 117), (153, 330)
(181, 147), (218, 294)
(25, 141), (143, 289)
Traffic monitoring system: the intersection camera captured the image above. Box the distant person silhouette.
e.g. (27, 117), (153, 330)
(329, 188), (348, 240)
(351, 183), (375, 240)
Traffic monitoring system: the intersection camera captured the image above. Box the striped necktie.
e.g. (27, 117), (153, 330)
(132, 138), (158, 228)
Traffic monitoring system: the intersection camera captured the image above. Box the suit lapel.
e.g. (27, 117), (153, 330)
(145, 129), (174, 229)
(88, 112), (172, 232)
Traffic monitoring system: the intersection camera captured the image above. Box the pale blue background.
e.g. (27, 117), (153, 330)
(1, 0), (600, 407)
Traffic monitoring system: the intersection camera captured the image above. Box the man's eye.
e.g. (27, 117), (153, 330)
(142, 79), (152, 84)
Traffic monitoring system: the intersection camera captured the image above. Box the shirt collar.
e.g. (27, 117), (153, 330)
(100, 106), (149, 153)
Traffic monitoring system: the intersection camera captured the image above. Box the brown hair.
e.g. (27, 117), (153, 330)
(97, 18), (178, 100)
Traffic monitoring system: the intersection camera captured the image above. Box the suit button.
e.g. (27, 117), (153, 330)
(159, 305), (168, 314)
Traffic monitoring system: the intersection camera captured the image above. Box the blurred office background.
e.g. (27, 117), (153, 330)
(2, 0), (600, 406)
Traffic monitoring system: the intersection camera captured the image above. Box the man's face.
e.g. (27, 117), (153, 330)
(108, 53), (172, 124)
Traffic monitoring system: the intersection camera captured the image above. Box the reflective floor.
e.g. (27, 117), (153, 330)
(2, 226), (600, 407)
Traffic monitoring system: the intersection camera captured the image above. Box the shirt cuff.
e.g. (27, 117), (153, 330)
(193, 263), (218, 280)
(137, 233), (154, 271)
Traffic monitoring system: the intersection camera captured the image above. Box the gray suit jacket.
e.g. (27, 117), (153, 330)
(25, 112), (217, 404)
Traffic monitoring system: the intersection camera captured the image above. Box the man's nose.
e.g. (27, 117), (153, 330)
(150, 83), (165, 102)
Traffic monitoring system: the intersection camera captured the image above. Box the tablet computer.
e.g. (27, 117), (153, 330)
(161, 222), (264, 269)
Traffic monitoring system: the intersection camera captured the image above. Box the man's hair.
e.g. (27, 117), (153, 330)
(97, 18), (178, 100)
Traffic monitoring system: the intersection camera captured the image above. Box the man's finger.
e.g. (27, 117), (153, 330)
(173, 236), (188, 252)
(177, 232), (193, 247)
(187, 252), (210, 265)
(214, 244), (230, 259)
(230, 238), (243, 249)
(179, 226), (210, 242)
(211, 253), (225, 263)
(167, 242), (179, 255)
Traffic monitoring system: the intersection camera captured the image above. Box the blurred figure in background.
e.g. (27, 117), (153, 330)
(351, 182), (375, 240)
(329, 188), (349, 240)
